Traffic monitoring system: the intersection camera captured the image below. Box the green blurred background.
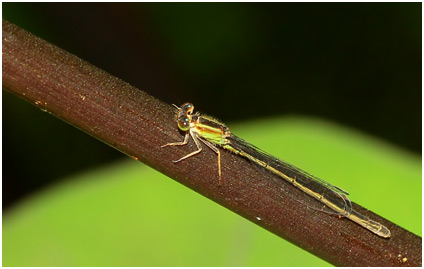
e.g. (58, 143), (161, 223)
(2, 3), (421, 266)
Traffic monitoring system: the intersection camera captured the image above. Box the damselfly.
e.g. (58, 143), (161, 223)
(161, 102), (391, 238)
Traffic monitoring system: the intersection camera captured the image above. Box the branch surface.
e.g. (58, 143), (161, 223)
(2, 19), (421, 266)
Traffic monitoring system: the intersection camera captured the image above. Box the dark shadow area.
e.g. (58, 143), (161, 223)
(2, 3), (421, 209)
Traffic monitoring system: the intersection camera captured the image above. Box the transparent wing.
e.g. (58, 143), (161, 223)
(226, 134), (352, 216)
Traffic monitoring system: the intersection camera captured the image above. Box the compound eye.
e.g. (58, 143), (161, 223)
(178, 117), (190, 131)
(181, 102), (194, 114)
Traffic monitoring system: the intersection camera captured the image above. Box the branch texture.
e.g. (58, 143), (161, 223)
(2, 19), (421, 266)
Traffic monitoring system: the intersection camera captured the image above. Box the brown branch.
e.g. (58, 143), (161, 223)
(2, 19), (421, 266)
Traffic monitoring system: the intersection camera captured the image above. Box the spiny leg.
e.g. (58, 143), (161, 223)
(199, 138), (222, 186)
(170, 131), (204, 163)
(161, 132), (190, 148)
(162, 130), (222, 185)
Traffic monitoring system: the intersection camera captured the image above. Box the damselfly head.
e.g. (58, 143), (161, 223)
(176, 102), (194, 131)
(180, 102), (194, 114)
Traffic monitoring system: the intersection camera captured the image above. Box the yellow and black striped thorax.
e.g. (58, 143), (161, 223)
(191, 114), (229, 145)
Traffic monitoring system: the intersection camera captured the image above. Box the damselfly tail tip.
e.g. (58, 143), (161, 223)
(377, 225), (391, 238)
